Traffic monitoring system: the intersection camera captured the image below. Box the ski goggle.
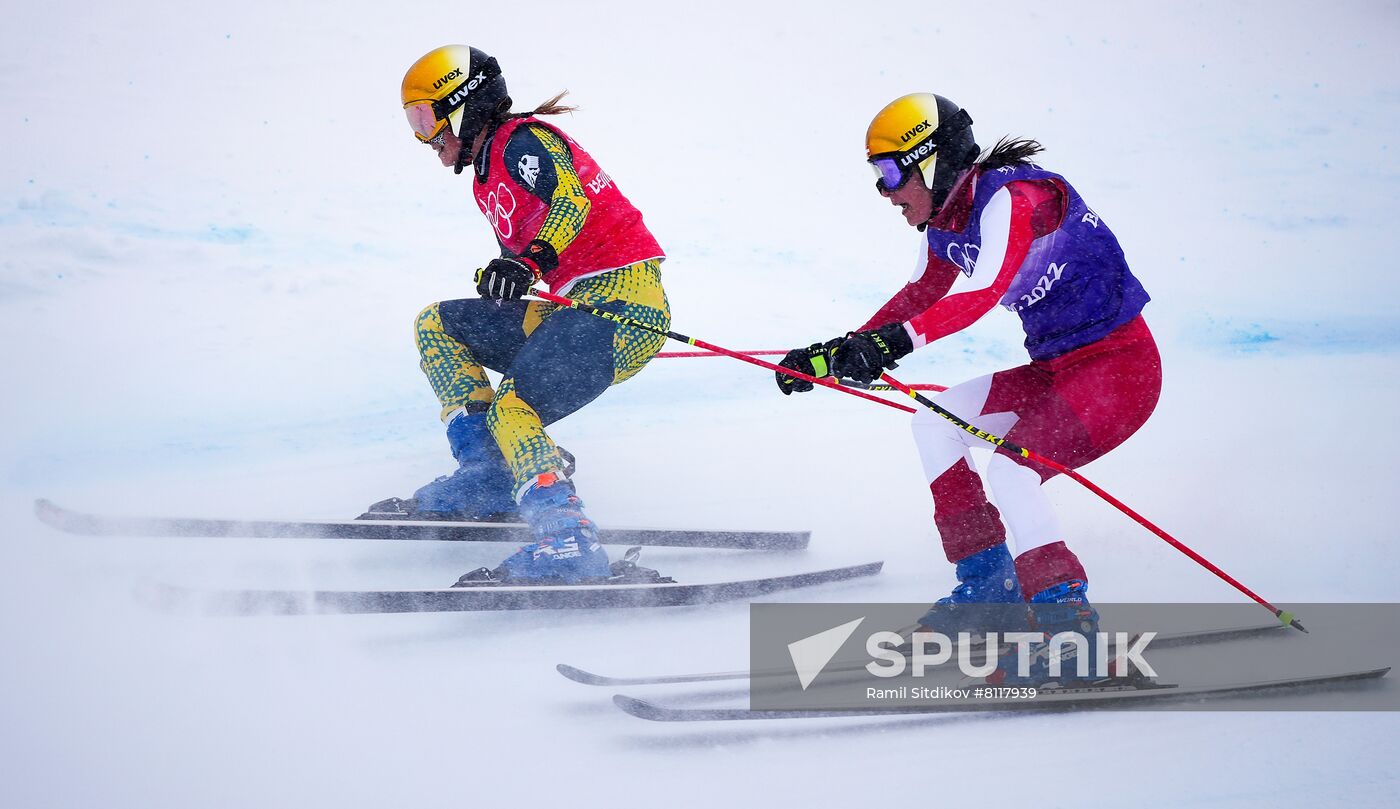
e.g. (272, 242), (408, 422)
(869, 155), (919, 193)
(867, 108), (973, 193)
(405, 101), (448, 143)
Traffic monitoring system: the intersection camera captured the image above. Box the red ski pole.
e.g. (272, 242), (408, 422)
(529, 290), (918, 414)
(877, 371), (1306, 633)
(656, 349), (788, 358)
(842, 380), (949, 393)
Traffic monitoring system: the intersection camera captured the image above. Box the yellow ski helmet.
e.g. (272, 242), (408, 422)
(401, 44), (510, 161)
(866, 93), (978, 208)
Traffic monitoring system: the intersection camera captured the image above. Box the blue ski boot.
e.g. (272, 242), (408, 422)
(991, 579), (1102, 687)
(475, 472), (611, 584)
(359, 409), (517, 521)
(916, 543), (1027, 635)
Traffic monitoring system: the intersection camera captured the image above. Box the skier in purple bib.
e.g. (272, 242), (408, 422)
(776, 94), (1162, 682)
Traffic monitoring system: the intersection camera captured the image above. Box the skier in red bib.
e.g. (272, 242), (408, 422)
(366, 44), (669, 585)
(776, 94), (1162, 679)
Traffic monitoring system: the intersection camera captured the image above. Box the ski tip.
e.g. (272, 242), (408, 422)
(33, 498), (71, 530)
(612, 694), (666, 721)
(843, 560), (885, 578)
(556, 663), (609, 685)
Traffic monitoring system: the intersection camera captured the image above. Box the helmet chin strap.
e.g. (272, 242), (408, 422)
(916, 176), (938, 233)
(453, 135), (470, 176)
(452, 111), (479, 176)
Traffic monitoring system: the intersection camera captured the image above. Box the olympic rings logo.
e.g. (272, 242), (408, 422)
(479, 183), (517, 240)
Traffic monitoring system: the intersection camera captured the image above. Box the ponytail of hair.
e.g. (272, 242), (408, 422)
(521, 90), (578, 118)
(978, 136), (1045, 170)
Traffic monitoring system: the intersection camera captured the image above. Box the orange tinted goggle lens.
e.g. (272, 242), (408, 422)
(405, 102), (445, 142)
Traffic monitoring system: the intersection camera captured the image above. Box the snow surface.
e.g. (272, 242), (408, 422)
(3, 0), (1399, 806)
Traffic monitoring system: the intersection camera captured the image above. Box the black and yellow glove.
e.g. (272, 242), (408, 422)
(831, 323), (914, 384)
(775, 338), (842, 395)
(475, 240), (558, 300)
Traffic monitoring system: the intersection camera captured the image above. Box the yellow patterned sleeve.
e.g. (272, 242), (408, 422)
(528, 125), (592, 256)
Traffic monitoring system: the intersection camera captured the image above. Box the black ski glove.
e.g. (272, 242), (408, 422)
(775, 338), (842, 395)
(831, 323), (914, 384)
(475, 240), (558, 300)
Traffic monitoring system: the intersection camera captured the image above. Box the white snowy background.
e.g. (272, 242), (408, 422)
(3, 0), (1399, 806)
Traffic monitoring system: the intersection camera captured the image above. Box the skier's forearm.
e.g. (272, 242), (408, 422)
(530, 128), (592, 255)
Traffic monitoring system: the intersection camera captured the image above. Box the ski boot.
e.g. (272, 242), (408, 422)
(454, 472), (611, 586)
(915, 543), (1028, 638)
(989, 579), (1103, 687)
(358, 410), (519, 522)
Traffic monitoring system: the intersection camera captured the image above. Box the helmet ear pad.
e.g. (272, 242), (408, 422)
(921, 130), (980, 211)
(450, 75), (510, 174)
(453, 75), (511, 144)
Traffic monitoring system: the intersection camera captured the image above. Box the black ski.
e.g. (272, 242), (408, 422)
(34, 499), (808, 551)
(612, 667), (1390, 721)
(140, 561), (884, 615)
(557, 621), (1286, 687)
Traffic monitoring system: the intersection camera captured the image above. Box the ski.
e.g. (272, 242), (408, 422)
(612, 667), (1391, 721)
(557, 621), (1286, 687)
(34, 499), (809, 551)
(140, 561), (883, 615)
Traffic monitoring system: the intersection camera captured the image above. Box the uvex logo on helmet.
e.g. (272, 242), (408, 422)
(898, 131), (942, 168)
(901, 120), (932, 143)
(432, 68), (463, 90)
(445, 72), (489, 111)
